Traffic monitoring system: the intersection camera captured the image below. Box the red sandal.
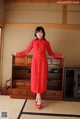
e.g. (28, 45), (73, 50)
(36, 98), (42, 109)
(35, 97), (38, 103)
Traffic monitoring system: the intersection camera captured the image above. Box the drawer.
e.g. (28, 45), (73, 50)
(14, 81), (26, 87)
(12, 89), (27, 96)
(27, 87), (35, 99)
(46, 90), (62, 97)
(13, 80), (30, 88)
(26, 80), (30, 86)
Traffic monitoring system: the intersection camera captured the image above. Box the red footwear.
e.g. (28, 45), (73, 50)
(35, 97), (41, 103)
(36, 98), (42, 109)
(36, 103), (42, 109)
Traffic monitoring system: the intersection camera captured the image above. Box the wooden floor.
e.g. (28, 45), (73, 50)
(0, 96), (80, 119)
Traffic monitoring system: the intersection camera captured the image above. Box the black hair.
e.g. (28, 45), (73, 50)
(35, 26), (46, 40)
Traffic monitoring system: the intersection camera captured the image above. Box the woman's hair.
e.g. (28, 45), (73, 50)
(35, 26), (46, 40)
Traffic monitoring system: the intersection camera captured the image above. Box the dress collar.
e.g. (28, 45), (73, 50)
(38, 38), (44, 40)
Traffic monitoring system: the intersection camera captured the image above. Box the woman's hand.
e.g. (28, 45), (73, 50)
(57, 55), (64, 59)
(61, 55), (64, 59)
(12, 53), (16, 56)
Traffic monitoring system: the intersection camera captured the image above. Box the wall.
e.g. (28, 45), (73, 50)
(2, 3), (80, 86)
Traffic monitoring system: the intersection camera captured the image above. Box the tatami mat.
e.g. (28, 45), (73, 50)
(23, 99), (80, 115)
(0, 96), (80, 119)
(20, 115), (79, 119)
(0, 96), (25, 119)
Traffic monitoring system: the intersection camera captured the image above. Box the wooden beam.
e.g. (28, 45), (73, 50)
(62, 5), (67, 24)
(5, 23), (80, 30)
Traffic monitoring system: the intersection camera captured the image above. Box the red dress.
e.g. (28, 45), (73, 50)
(16, 38), (62, 93)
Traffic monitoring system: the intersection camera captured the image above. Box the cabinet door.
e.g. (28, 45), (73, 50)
(74, 70), (80, 98)
(64, 69), (74, 99)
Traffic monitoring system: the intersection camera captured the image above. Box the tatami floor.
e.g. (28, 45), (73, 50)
(0, 96), (80, 119)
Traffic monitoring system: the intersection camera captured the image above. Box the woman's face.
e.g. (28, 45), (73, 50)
(36, 31), (43, 39)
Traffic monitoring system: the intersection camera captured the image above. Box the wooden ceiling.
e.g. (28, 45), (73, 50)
(4, 0), (57, 3)
(4, 0), (80, 4)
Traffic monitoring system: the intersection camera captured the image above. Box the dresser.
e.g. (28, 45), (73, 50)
(11, 55), (64, 100)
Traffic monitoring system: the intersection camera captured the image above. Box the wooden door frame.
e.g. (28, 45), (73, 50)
(0, 26), (3, 88)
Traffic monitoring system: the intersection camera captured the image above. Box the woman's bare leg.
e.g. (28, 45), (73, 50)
(36, 93), (41, 104)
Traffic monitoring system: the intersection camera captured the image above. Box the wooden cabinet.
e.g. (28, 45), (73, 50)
(11, 55), (35, 99)
(64, 68), (80, 101)
(43, 57), (64, 100)
(11, 55), (64, 100)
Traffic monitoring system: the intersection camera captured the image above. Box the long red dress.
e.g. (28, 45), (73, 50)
(16, 38), (62, 93)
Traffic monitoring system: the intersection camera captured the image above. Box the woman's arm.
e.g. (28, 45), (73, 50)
(47, 41), (62, 58)
(16, 40), (33, 56)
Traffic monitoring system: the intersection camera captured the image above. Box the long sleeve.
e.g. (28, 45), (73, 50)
(47, 41), (62, 58)
(16, 40), (33, 56)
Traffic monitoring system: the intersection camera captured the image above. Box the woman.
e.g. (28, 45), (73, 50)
(14, 26), (63, 109)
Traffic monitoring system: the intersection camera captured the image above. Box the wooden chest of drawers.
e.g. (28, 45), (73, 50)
(11, 55), (64, 100)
